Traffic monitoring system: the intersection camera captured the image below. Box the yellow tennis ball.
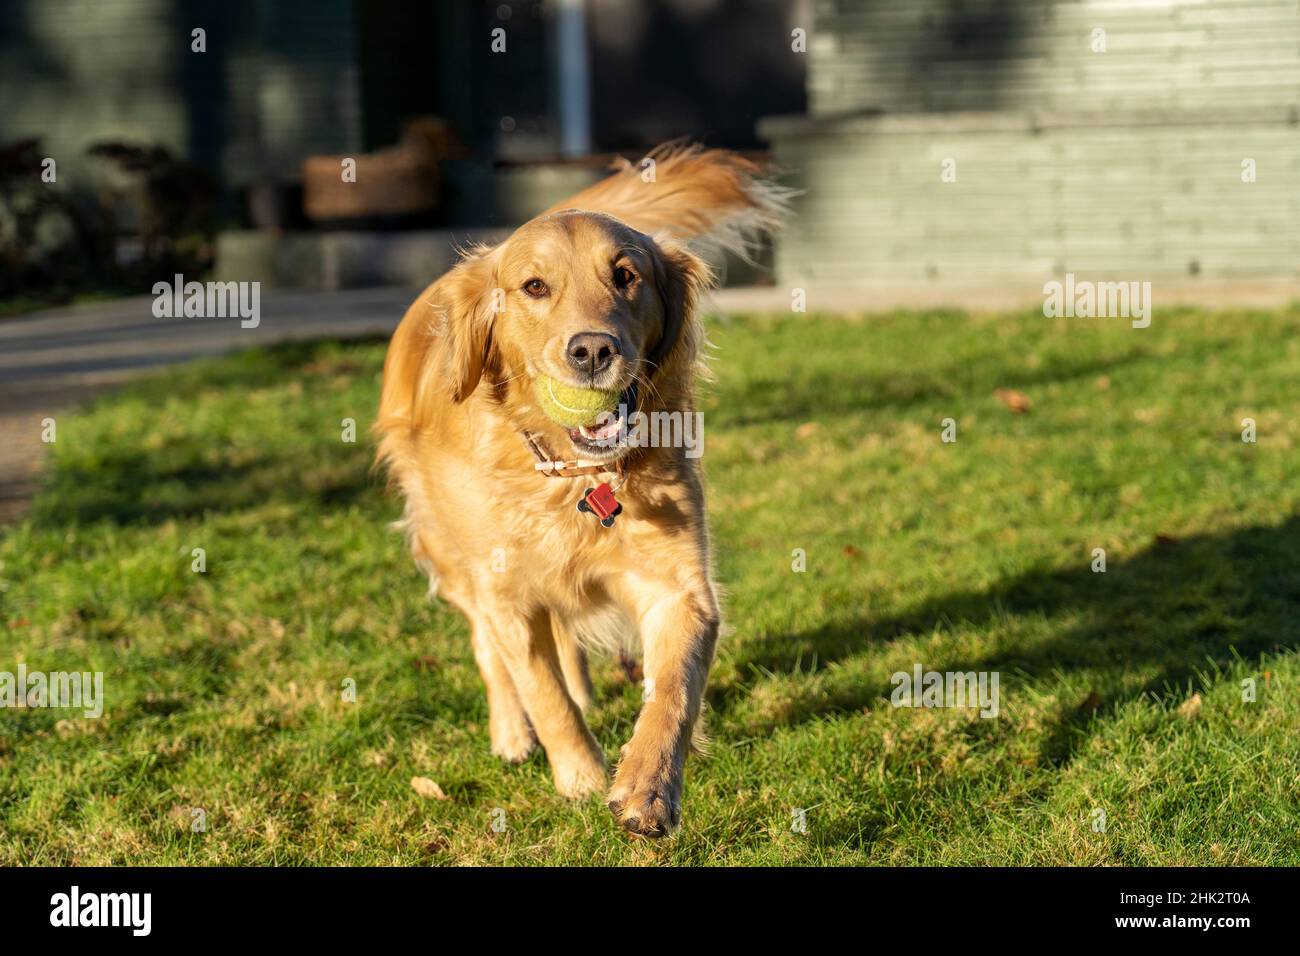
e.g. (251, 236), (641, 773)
(533, 374), (621, 428)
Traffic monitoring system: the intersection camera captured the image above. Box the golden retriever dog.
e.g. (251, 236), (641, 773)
(375, 144), (785, 836)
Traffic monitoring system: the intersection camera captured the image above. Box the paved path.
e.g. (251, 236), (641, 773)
(5, 278), (1299, 523)
(0, 287), (411, 523)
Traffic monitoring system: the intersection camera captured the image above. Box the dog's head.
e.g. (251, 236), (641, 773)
(432, 210), (711, 461)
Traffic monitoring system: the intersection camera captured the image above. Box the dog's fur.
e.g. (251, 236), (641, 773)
(375, 144), (786, 836)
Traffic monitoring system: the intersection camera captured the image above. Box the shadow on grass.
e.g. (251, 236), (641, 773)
(26, 331), (1147, 527)
(715, 347), (1151, 428)
(32, 448), (377, 526)
(717, 516), (1300, 767)
(27, 338), (389, 528)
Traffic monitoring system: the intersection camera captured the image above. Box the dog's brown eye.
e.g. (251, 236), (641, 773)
(523, 278), (548, 298)
(613, 266), (636, 289)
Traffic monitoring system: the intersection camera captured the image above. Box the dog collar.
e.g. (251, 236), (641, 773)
(521, 429), (629, 528)
(521, 429), (628, 482)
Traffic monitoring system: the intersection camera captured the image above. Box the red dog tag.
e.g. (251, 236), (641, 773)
(577, 483), (622, 528)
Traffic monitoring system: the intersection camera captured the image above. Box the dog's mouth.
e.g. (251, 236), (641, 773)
(567, 382), (637, 458)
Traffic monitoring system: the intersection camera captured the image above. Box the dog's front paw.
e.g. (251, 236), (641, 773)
(552, 746), (607, 799)
(490, 717), (536, 764)
(606, 747), (682, 838)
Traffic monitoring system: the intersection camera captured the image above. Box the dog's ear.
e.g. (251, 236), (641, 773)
(377, 251), (498, 437)
(433, 250), (499, 403)
(649, 233), (712, 370)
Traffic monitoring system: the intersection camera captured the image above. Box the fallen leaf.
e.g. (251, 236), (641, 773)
(1095, 375), (1111, 390)
(994, 388), (1032, 413)
(795, 422), (820, 439)
(411, 656), (440, 672)
(843, 544), (862, 559)
(1177, 693), (1202, 719)
(410, 777), (448, 800)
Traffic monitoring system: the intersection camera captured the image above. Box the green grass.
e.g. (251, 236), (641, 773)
(2, 305), (1298, 865)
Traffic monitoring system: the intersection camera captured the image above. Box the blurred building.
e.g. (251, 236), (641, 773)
(6, 0), (1293, 294)
(762, 0), (1300, 286)
(0, 0), (806, 229)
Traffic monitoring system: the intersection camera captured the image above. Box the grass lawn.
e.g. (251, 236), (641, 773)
(2, 304), (1298, 865)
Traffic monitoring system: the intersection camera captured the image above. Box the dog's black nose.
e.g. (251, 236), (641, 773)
(566, 332), (620, 376)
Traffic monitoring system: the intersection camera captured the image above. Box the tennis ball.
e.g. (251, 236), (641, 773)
(533, 374), (621, 428)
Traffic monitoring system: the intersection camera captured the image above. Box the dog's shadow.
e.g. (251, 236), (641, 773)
(712, 516), (1300, 770)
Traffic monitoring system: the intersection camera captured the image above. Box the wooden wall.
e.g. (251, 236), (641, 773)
(762, 0), (1300, 285)
(808, 0), (1300, 116)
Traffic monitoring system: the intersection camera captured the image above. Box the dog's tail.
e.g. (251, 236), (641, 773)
(543, 141), (793, 262)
